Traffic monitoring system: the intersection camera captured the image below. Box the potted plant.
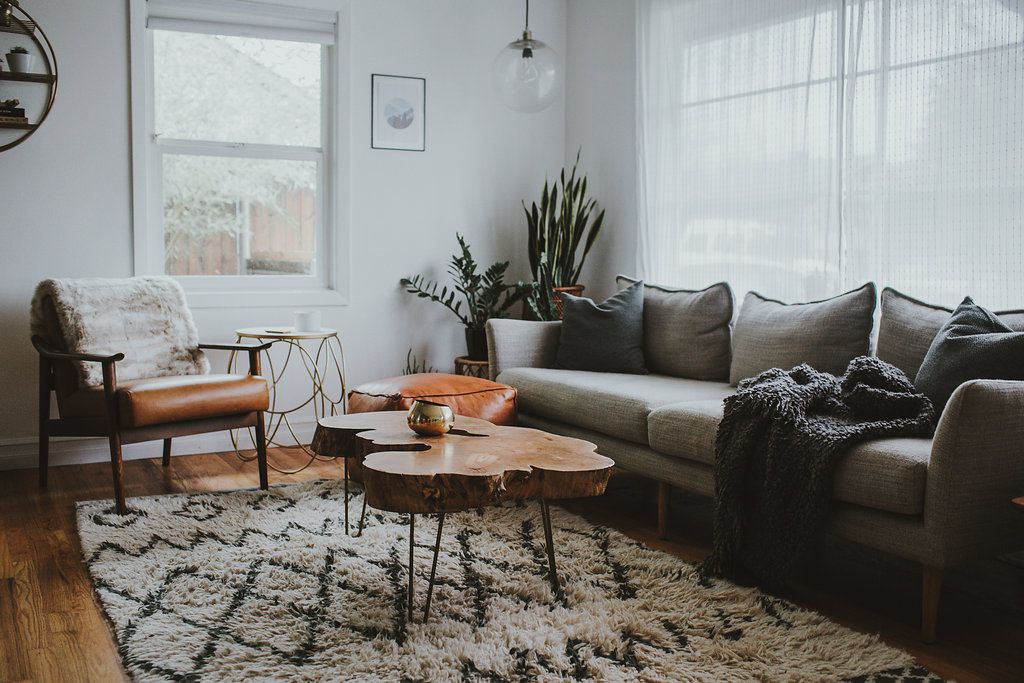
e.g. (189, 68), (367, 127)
(6, 46), (33, 73)
(401, 234), (536, 361)
(523, 149), (606, 319)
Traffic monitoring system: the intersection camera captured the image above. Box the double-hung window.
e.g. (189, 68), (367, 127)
(131, 0), (342, 306)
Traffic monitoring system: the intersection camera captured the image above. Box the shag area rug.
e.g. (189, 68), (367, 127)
(77, 480), (941, 682)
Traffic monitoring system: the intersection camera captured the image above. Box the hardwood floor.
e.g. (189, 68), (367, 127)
(1, 451), (1021, 682)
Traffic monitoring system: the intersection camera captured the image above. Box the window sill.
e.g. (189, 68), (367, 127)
(183, 287), (349, 309)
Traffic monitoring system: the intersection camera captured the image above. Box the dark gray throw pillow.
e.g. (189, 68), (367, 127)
(915, 297), (1024, 416)
(877, 287), (1024, 379)
(556, 281), (647, 374)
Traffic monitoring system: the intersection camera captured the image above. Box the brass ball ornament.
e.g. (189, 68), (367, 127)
(407, 400), (456, 437)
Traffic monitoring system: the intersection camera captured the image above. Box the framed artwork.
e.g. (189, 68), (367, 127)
(371, 74), (426, 151)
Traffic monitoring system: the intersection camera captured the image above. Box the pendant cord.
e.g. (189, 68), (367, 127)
(525, 0), (530, 31)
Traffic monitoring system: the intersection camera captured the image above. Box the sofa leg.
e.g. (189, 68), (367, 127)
(162, 438), (172, 467)
(657, 482), (670, 539)
(255, 411), (269, 490)
(922, 565), (942, 642)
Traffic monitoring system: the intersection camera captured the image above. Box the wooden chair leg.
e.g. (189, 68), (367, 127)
(162, 438), (172, 467)
(108, 432), (126, 515)
(38, 356), (50, 488)
(657, 481), (670, 539)
(922, 565), (942, 643)
(255, 411), (269, 490)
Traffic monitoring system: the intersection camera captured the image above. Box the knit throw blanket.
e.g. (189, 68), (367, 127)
(701, 356), (935, 588)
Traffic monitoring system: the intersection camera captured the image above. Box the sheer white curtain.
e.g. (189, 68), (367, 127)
(638, 0), (1024, 308)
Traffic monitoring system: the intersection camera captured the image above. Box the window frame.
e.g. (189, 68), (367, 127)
(129, 0), (350, 308)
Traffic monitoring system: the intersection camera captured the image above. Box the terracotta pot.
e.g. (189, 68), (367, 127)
(553, 285), (585, 319)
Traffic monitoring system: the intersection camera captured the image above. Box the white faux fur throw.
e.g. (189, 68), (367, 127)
(30, 277), (209, 388)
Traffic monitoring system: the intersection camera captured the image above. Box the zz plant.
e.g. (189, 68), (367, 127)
(401, 234), (535, 360)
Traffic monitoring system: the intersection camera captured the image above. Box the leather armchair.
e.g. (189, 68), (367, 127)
(30, 277), (274, 515)
(33, 336), (272, 514)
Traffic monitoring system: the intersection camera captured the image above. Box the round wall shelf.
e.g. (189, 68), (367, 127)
(0, 3), (57, 152)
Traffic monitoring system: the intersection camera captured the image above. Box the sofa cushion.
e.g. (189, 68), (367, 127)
(557, 282), (647, 374)
(915, 298), (1024, 415)
(648, 400), (931, 515)
(497, 367), (734, 444)
(616, 275), (734, 381)
(878, 287), (1024, 380)
(729, 283), (877, 385)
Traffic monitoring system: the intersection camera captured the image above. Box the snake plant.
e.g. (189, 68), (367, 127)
(524, 150), (606, 288)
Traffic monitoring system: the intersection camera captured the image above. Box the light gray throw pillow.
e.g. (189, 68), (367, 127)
(729, 283), (877, 386)
(557, 281), (647, 374)
(878, 287), (1024, 380)
(616, 275), (733, 381)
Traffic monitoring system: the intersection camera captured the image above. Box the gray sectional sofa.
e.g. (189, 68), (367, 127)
(486, 282), (1024, 640)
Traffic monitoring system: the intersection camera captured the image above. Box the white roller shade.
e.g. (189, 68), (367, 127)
(147, 0), (337, 44)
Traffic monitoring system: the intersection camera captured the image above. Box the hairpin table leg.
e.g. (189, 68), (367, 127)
(408, 514), (415, 621)
(343, 457), (350, 535)
(356, 494), (368, 537)
(540, 499), (560, 595)
(423, 513), (446, 622)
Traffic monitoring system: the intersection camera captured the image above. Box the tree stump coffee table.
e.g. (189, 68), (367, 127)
(311, 411), (613, 621)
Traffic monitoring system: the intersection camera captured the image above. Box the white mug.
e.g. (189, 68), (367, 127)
(293, 310), (321, 332)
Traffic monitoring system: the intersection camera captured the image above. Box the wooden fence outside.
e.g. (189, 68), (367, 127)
(166, 189), (316, 276)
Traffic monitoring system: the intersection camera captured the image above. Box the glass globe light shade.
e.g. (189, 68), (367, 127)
(492, 33), (560, 113)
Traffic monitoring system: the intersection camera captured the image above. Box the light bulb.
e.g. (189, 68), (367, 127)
(493, 32), (560, 113)
(517, 53), (540, 83)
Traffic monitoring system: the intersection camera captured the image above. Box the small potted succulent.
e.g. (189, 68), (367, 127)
(7, 46), (34, 73)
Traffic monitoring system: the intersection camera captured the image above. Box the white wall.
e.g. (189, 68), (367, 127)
(0, 0), (567, 468)
(565, 0), (637, 301)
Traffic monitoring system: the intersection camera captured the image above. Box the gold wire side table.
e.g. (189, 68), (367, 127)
(228, 327), (347, 473)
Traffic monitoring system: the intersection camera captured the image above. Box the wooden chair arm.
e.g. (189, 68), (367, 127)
(198, 341), (274, 352)
(31, 336), (124, 364)
(198, 341), (271, 376)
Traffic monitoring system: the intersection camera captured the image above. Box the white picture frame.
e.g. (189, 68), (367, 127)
(371, 74), (425, 152)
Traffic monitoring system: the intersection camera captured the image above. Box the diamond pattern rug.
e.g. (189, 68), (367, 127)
(77, 479), (941, 681)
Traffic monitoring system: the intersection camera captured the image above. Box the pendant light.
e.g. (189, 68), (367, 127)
(492, 0), (560, 113)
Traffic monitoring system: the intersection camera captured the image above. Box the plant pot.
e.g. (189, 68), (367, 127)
(465, 327), (488, 361)
(7, 52), (34, 73)
(553, 285), (585, 319)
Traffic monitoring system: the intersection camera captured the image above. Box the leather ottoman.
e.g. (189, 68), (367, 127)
(348, 373), (517, 425)
(344, 373), (517, 482)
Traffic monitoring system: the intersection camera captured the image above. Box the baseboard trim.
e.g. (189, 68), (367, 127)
(0, 420), (318, 471)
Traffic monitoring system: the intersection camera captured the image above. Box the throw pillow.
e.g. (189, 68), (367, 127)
(616, 275), (734, 381)
(877, 287), (1024, 380)
(729, 283), (877, 386)
(556, 281), (647, 374)
(914, 297), (1024, 415)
